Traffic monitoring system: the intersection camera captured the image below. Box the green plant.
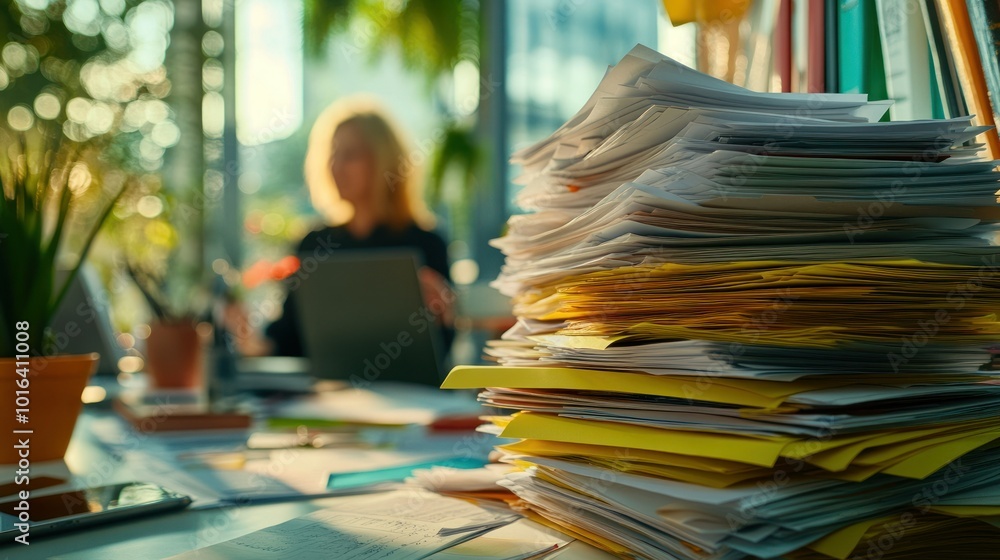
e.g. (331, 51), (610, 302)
(2, 0), (177, 344)
(427, 123), (481, 241)
(124, 252), (208, 323)
(0, 127), (126, 357)
(303, 0), (477, 77)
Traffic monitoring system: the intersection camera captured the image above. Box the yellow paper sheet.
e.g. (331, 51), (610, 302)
(881, 431), (1000, 478)
(514, 507), (631, 558)
(513, 260), (1000, 347)
(498, 439), (760, 474)
(499, 412), (791, 467)
(786, 420), (1000, 471)
(498, 412), (1000, 474)
(803, 512), (1000, 560)
(510, 454), (768, 489)
(442, 365), (875, 409)
(853, 426), (999, 467)
(806, 515), (895, 560)
(930, 505), (1000, 517)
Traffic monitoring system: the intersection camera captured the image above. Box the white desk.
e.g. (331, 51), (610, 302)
(2, 397), (617, 560)
(1, 405), (499, 560)
(3, 411), (364, 560)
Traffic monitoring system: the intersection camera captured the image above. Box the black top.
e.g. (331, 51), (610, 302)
(265, 223), (452, 357)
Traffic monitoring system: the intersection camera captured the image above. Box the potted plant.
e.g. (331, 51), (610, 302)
(0, 127), (126, 464)
(125, 258), (209, 391)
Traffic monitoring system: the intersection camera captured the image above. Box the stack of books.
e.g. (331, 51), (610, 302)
(443, 45), (1000, 559)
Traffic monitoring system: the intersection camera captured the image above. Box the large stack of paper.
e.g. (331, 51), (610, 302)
(442, 45), (1000, 559)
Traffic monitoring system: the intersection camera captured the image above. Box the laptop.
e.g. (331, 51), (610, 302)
(51, 264), (125, 377)
(293, 249), (445, 387)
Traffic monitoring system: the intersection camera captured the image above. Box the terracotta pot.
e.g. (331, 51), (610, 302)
(145, 320), (203, 389)
(0, 353), (98, 464)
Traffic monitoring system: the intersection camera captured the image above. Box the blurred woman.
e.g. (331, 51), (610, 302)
(263, 96), (453, 357)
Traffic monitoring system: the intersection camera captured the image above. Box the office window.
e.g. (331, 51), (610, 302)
(235, 0), (304, 146)
(505, 0), (660, 213)
(234, 7), (442, 321)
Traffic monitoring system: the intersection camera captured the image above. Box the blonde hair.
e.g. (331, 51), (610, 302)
(304, 95), (434, 231)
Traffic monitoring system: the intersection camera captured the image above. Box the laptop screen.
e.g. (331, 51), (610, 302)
(292, 248), (444, 387)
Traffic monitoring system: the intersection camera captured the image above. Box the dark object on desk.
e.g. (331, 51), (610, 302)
(429, 414), (485, 432)
(0, 476), (66, 499)
(235, 356), (315, 393)
(266, 224), (453, 357)
(292, 248), (446, 387)
(114, 396), (252, 432)
(0, 482), (191, 543)
(50, 264), (125, 377)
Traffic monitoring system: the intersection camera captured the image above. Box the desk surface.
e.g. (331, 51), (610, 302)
(1, 406), (612, 560)
(3, 412), (351, 560)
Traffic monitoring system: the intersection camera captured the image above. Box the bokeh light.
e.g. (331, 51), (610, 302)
(67, 162), (94, 195)
(33, 92), (61, 120)
(63, 0), (103, 36)
(238, 171), (261, 194)
(85, 102), (115, 134)
(66, 97), (92, 123)
(7, 105), (35, 131)
(100, 0), (127, 17)
(260, 213), (286, 236)
(143, 220), (175, 246)
(451, 259), (480, 285)
(80, 386), (108, 404)
(211, 258), (230, 275)
(202, 59), (224, 92)
(202, 30), (224, 57)
(117, 355), (144, 374)
(202, 91), (224, 137)
(136, 195), (164, 218)
(134, 323), (152, 339)
(116, 332), (136, 349)
(144, 99), (169, 123)
(150, 121), (180, 147)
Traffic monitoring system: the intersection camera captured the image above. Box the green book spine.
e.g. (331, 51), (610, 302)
(929, 42), (946, 119)
(838, 0), (867, 93)
(864, 0), (891, 120)
(838, 0), (889, 114)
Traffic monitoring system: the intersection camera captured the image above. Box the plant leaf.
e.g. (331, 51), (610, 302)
(49, 180), (128, 321)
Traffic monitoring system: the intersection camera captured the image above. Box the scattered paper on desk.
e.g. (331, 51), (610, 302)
(170, 489), (518, 560)
(424, 519), (570, 560)
(123, 445), (443, 509)
(538, 540), (620, 560)
(268, 384), (482, 427)
(410, 464), (515, 492)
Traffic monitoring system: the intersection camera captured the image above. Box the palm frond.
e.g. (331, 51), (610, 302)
(303, 0), (475, 78)
(303, 0), (355, 56)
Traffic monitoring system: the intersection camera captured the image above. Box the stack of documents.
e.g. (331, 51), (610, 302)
(443, 45), (1000, 559)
